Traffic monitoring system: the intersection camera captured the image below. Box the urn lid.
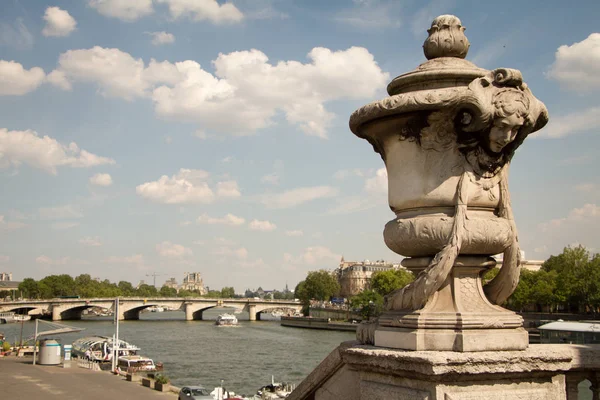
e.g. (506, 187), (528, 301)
(387, 15), (487, 96)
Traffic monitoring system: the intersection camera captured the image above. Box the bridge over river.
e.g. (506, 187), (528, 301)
(0, 298), (303, 321)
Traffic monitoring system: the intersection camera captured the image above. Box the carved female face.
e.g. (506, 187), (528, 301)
(488, 113), (524, 153)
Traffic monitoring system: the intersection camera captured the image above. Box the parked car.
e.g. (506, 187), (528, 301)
(178, 386), (213, 400)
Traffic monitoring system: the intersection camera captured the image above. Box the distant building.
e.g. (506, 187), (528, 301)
(0, 272), (19, 298)
(164, 277), (178, 290)
(0, 272), (12, 281)
(494, 251), (544, 272)
(335, 257), (401, 298)
(181, 272), (206, 295)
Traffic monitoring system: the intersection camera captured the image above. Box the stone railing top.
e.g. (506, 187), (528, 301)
(341, 343), (600, 377)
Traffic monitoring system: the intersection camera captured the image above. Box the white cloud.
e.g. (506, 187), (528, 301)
(0, 61), (45, 96)
(364, 167), (387, 194)
(285, 230), (304, 237)
(249, 219), (277, 232)
(547, 33), (600, 91)
(0, 215), (27, 231)
(156, 0), (244, 23)
(534, 106), (600, 139)
(197, 213), (245, 226)
(36, 255), (69, 265)
(575, 183), (598, 193)
(0, 128), (115, 174)
(327, 196), (376, 215)
(284, 246), (340, 268)
(39, 205), (83, 220)
(103, 254), (148, 270)
(213, 246), (248, 260)
(79, 236), (102, 246)
(539, 203), (600, 231)
(52, 222), (80, 230)
(216, 180), (241, 198)
(46, 69), (72, 90)
(156, 241), (192, 258)
(42, 6), (77, 37)
(235, 247), (248, 259)
(49, 47), (150, 99)
(261, 173), (280, 185)
(136, 168), (214, 204)
(261, 186), (339, 209)
(148, 31), (175, 46)
(89, 0), (154, 21)
(90, 173), (113, 186)
(50, 45), (388, 137)
(333, 168), (369, 180)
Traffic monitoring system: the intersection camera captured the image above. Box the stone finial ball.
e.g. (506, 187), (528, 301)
(423, 14), (470, 60)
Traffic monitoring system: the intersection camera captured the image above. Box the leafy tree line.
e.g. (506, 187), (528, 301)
(17, 274), (242, 299)
(293, 268), (415, 318)
(503, 245), (600, 314)
(342, 245), (599, 319)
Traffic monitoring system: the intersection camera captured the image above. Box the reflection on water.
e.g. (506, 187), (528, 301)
(1, 309), (354, 395)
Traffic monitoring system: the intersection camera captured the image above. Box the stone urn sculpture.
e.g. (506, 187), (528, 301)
(350, 15), (548, 351)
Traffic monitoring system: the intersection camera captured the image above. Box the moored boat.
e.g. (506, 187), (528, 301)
(0, 312), (15, 324)
(215, 313), (239, 326)
(72, 336), (141, 362)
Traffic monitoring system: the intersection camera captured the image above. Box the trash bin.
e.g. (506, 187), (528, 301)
(38, 339), (61, 365)
(63, 344), (72, 361)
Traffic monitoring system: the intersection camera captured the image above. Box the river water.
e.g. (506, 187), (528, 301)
(1, 309), (355, 396)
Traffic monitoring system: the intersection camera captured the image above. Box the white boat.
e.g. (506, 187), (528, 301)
(0, 312), (15, 324)
(14, 314), (31, 322)
(215, 313), (239, 326)
(149, 306), (164, 312)
(117, 355), (161, 372)
(252, 376), (294, 399)
(72, 336), (141, 362)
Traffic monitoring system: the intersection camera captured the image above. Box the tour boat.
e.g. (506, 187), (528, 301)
(215, 313), (239, 326)
(72, 336), (141, 361)
(0, 312), (16, 324)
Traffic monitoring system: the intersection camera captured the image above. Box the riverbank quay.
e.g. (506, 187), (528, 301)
(0, 356), (177, 399)
(281, 316), (357, 332)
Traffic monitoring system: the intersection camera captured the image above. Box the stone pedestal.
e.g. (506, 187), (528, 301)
(287, 342), (600, 400)
(374, 256), (527, 352)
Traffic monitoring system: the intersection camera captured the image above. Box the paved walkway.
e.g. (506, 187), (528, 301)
(0, 356), (177, 400)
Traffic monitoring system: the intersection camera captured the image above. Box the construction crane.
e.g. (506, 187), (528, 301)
(145, 272), (167, 288)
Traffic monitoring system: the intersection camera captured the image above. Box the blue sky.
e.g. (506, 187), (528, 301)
(1, 0), (599, 293)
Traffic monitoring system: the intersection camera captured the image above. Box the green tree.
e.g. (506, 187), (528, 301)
(39, 274), (76, 298)
(136, 284), (158, 297)
(350, 290), (383, 320)
(118, 281), (135, 297)
(295, 270), (340, 306)
(370, 269), (414, 296)
(18, 278), (40, 299)
(205, 290), (222, 298)
(159, 286), (177, 297)
(220, 287), (235, 298)
(177, 289), (195, 297)
(542, 245), (599, 313)
(507, 269), (535, 311)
